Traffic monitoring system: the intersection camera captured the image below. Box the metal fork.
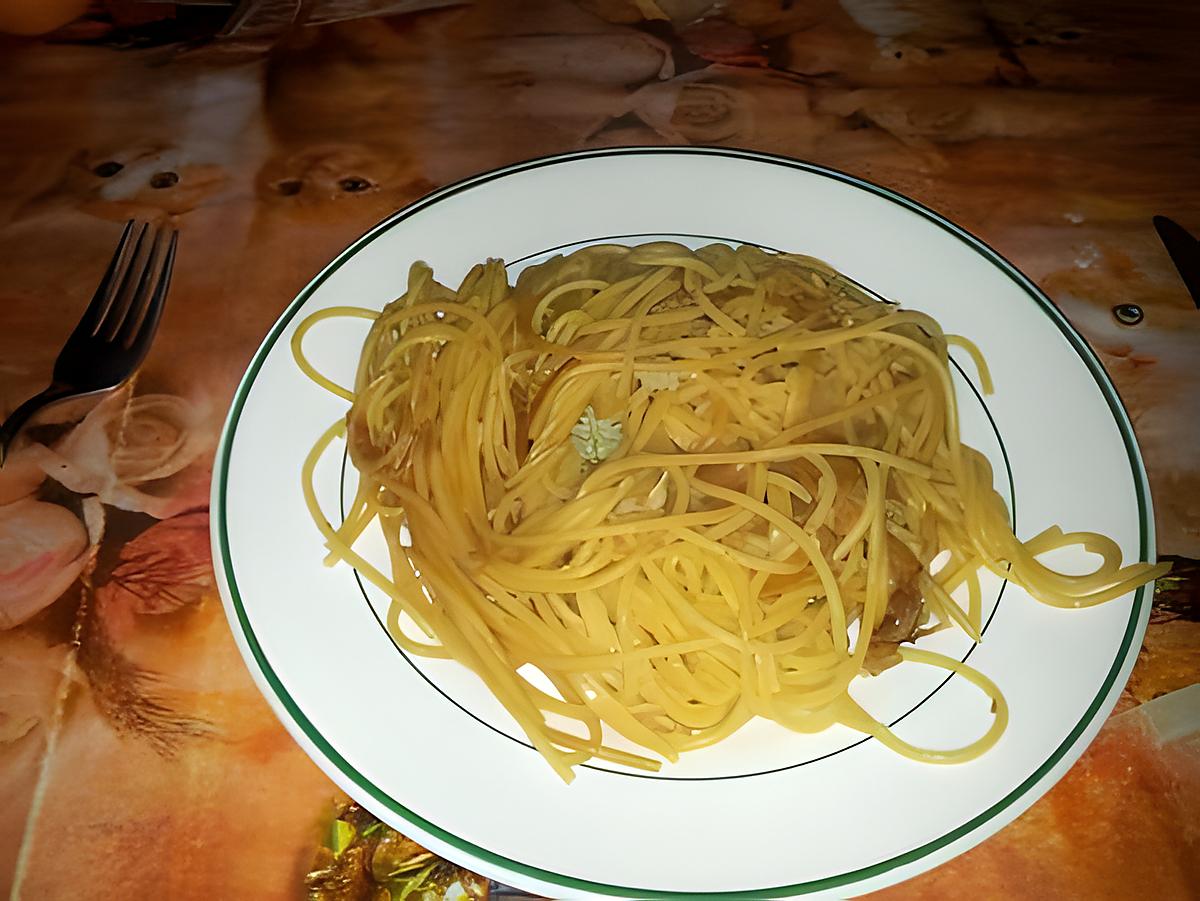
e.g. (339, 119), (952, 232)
(0, 220), (178, 464)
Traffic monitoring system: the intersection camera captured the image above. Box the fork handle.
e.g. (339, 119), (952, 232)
(0, 383), (76, 465)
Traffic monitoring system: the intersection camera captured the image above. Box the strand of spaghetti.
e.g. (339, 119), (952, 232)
(845, 647), (1009, 762)
(304, 420), (579, 779)
(945, 334), (994, 394)
(629, 310), (941, 370)
(581, 444), (933, 492)
(489, 505), (738, 545)
(544, 727), (662, 771)
(919, 572), (982, 643)
(291, 306), (378, 400)
(688, 478), (849, 653)
(577, 304), (705, 338)
(378, 300), (505, 354)
(765, 377), (929, 449)
(531, 279), (609, 333)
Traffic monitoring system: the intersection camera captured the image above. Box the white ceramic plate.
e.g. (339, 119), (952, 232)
(212, 148), (1157, 898)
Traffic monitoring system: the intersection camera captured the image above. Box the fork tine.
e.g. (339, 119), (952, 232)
(114, 227), (166, 348)
(76, 219), (136, 335)
(122, 229), (177, 359)
(97, 222), (151, 343)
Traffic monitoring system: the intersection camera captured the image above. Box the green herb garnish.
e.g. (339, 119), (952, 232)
(570, 405), (622, 463)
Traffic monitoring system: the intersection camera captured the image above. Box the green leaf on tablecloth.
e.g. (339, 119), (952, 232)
(329, 819), (356, 857)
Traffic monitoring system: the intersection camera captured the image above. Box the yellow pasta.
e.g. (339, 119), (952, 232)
(294, 242), (1167, 782)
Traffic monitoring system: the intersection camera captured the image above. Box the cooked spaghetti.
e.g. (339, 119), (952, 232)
(293, 242), (1167, 782)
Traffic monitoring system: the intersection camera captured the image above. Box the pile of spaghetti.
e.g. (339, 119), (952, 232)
(294, 242), (1166, 782)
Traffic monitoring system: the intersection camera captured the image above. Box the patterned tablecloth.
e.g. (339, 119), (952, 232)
(1, 1), (1198, 898)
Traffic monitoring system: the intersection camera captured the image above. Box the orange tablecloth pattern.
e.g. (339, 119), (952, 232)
(1, 1), (1198, 898)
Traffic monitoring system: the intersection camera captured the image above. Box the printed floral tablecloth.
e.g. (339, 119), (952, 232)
(1, 1), (1198, 898)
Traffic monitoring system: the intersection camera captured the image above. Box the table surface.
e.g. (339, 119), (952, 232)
(1, 1), (1198, 898)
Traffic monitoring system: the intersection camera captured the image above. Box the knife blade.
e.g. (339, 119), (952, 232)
(1153, 215), (1200, 309)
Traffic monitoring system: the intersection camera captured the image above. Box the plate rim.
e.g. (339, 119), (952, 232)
(210, 146), (1155, 898)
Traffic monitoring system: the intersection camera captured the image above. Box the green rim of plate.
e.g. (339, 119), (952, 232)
(213, 147), (1154, 898)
